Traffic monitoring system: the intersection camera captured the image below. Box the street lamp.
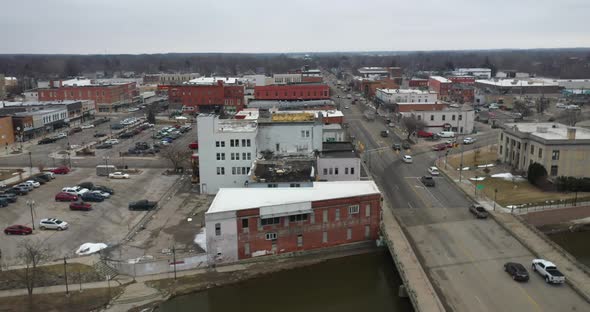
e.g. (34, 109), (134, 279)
(493, 188), (498, 211)
(28, 152), (32, 175)
(26, 200), (36, 230)
(103, 156), (110, 178)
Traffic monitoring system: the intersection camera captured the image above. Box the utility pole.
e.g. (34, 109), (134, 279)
(63, 257), (69, 295)
(459, 143), (465, 182)
(28, 152), (32, 176)
(27, 200), (35, 230)
(172, 246), (177, 280)
(493, 188), (498, 211)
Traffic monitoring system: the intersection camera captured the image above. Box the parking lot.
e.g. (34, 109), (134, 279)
(0, 167), (179, 262)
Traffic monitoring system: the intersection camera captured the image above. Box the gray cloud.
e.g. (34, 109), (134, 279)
(0, 0), (589, 54)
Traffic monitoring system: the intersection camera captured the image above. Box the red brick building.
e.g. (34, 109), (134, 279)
(447, 76), (475, 85)
(428, 76), (452, 101)
(38, 79), (138, 113)
(167, 81), (245, 114)
(205, 181), (381, 264)
(355, 78), (399, 98)
(254, 84), (330, 101)
(449, 85), (475, 103)
(409, 79), (429, 88)
(396, 103), (448, 113)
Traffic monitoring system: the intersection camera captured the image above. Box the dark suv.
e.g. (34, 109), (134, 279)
(0, 193), (18, 203)
(420, 176), (435, 187)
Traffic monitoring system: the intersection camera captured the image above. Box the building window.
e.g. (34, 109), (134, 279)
(301, 130), (305, 138)
(244, 243), (250, 255)
(322, 231), (328, 243)
(232, 167), (236, 175)
(289, 214), (308, 222)
(365, 225), (371, 239)
(459, 115), (463, 121)
(216, 153), (225, 160)
(230, 139), (235, 147)
(323, 168), (328, 175)
(365, 204), (371, 217)
(241, 139), (246, 146)
(452, 115), (456, 121)
(261, 217), (280, 226)
(530, 146), (534, 155)
(538, 148), (543, 158)
(329, 168), (333, 175)
(500, 133), (503, 141)
(500, 145), (503, 154)
(335, 208), (340, 221)
(215, 141), (225, 147)
(265, 232), (277, 240)
(305, 130), (310, 138)
(242, 218), (249, 229)
(417, 115), (421, 120)
(348, 205), (360, 215)
(347, 228), (352, 240)
(267, 183), (278, 188)
(290, 183), (301, 187)
(351, 167), (355, 175)
(216, 167), (225, 175)
(552, 150), (560, 160)
(551, 165), (558, 177)
(235, 153), (240, 160)
(442, 115), (446, 121)
(246, 139), (251, 147)
(323, 210), (328, 223)
(215, 223), (221, 236)
(345, 168), (349, 174)
(335, 168), (339, 175)
(430, 115), (434, 121)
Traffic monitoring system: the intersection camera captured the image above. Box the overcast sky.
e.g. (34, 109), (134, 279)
(1, 0), (589, 54)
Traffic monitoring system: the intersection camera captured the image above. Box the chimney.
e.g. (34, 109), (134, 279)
(567, 127), (576, 140)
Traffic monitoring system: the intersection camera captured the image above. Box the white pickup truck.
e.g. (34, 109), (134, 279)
(532, 259), (566, 284)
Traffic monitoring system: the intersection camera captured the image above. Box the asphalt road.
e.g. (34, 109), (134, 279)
(327, 76), (589, 312)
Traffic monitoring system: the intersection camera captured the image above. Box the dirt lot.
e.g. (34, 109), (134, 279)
(0, 263), (101, 291)
(0, 167), (179, 263)
(0, 287), (122, 312)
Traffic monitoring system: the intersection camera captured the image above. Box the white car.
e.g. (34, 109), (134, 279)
(104, 139), (119, 145)
(62, 186), (89, 196)
(463, 137), (476, 144)
(128, 108), (140, 112)
(566, 105), (581, 110)
(160, 140), (171, 146)
(25, 180), (41, 188)
(344, 106), (350, 109)
(428, 167), (440, 176)
(556, 103), (568, 109)
(90, 190), (110, 198)
(39, 218), (68, 231)
(81, 124), (95, 129)
(55, 133), (67, 139)
(109, 172), (130, 179)
(402, 155), (413, 163)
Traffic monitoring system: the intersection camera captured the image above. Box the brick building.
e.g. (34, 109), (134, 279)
(37, 78), (138, 113)
(448, 76), (476, 85)
(254, 84), (330, 101)
(0, 116), (15, 145)
(355, 78), (399, 98)
(409, 78), (429, 88)
(428, 76), (452, 101)
(168, 81), (245, 114)
(205, 181), (381, 264)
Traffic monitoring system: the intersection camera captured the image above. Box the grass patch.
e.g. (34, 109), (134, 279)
(0, 169), (22, 182)
(0, 263), (102, 291)
(479, 178), (590, 207)
(0, 287), (121, 312)
(448, 147), (498, 169)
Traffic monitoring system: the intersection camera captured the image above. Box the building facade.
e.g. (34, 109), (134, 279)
(428, 76), (452, 101)
(317, 142), (360, 181)
(0, 116), (15, 145)
(168, 81), (245, 114)
(205, 181), (381, 264)
(257, 112), (323, 156)
(254, 84), (330, 101)
(409, 78), (429, 88)
(453, 68), (492, 79)
(409, 108), (475, 134)
(376, 89), (438, 104)
(273, 74), (302, 85)
(498, 123), (590, 178)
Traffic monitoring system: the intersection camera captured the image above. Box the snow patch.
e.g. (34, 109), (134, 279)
(457, 167), (470, 171)
(477, 164), (495, 168)
(470, 177), (485, 181)
(194, 227), (206, 251)
(75, 243), (107, 255)
(252, 250), (269, 257)
(491, 173), (525, 181)
(127, 255), (154, 264)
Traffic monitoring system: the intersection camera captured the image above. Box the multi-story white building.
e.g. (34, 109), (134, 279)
(317, 142), (360, 181)
(272, 74), (302, 85)
(376, 89), (438, 105)
(197, 114), (258, 194)
(453, 68), (492, 79)
(256, 112), (323, 156)
(409, 107), (475, 135)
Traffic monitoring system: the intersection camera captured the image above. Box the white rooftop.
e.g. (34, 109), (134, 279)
(207, 181), (380, 214)
(62, 78), (92, 87)
(506, 122), (590, 140)
(455, 68), (491, 72)
(429, 76), (451, 83)
(476, 79), (559, 87)
(217, 119), (257, 133)
(186, 77), (240, 85)
(378, 88), (436, 95)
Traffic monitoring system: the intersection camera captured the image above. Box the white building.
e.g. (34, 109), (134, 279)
(453, 68), (492, 79)
(409, 107), (475, 135)
(187, 77), (241, 85)
(272, 74), (302, 85)
(256, 111), (323, 156)
(317, 142), (360, 181)
(323, 124), (346, 142)
(197, 114), (258, 194)
(376, 89), (438, 104)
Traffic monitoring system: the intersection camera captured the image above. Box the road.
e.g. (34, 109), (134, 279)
(327, 76), (589, 312)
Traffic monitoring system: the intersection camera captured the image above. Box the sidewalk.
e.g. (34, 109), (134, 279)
(0, 167), (41, 186)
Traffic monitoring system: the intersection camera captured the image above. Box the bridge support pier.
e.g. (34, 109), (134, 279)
(398, 284), (408, 298)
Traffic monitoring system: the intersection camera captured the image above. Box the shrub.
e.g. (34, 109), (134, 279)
(527, 162), (547, 186)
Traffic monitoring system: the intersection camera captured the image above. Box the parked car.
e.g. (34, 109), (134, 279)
(25, 180), (41, 188)
(380, 130), (389, 137)
(70, 202), (92, 211)
(469, 204), (489, 219)
(463, 137), (476, 144)
(81, 192), (105, 202)
(445, 139), (456, 148)
(402, 141), (411, 150)
(93, 185), (114, 195)
(119, 132), (134, 139)
(78, 182), (94, 190)
(94, 132), (107, 138)
(402, 155), (413, 164)
(427, 167), (440, 176)
(438, 131), (455, 138)
(135, 142), (150, 150)
(504, 262), (529, 282)
(90, 190), (110, 198)
(61, 186), (89, 196)
(42, 172), (55, 179)
(17, 183), (34, 192)
(104, 139), (120, 145)
(38, 137), (57, 145)
(129, 199), (158, 211)
(189, 142), (199, 149)
(566, 105), (581, 110)
(0, 193), (18, 203)
(39, 218), (68, 231)
(420, 176), (435, 187)
(392, 143), (401, 151)
(51, 166), (70, 174)
(55, 192), (79, 202)
(54, 133), (68, 139)
(6, 186), (28, 196)
(556, 103), (568, 109)
(433, 144), (446, 151)
(4, 225), (33, 235)
(69, 127), (83, 134)
(109, 172), (129, 179)
(0, 198), (8, 207)
(81, 124), (95, 129)
(417, 130), (434, 138)
(95, 143), (113, 149)
(34, 175), (50, 183)
(532, 259), (566, 284)
(110, 123), (124, 130)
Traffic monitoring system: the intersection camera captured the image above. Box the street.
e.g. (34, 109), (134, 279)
(328, 77), (590, 312)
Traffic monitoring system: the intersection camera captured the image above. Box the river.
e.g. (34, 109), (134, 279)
(160, 251), (413, 312)
(549, 231), (590, 267)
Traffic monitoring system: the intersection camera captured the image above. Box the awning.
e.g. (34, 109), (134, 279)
(259, 202), (312, 218)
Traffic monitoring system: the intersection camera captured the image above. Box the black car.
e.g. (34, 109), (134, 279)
(38, 137), (57, 145)
(135, 142), (150, 150)
(119, 132), (134, 139)
(129, 199), (157, 211)
(420, 176), (435, 187)
(81, 192), (105, 202)
(0, 197), (9, 207)
(34, 175), (51, 183)
(402, 141), (411, 150)
(392, 143), (401, 151)
(95, 143), (113, 149)
(6, 187), (28, 196)
(504, 262), (529, 282)
(94, 133), (107, 138)
(78, 182), (94, 190)
(111, 123), (124, 130)
(0, 193), (18, 203)
(93, 185), (114, 195)
(31, 177), (46, 185)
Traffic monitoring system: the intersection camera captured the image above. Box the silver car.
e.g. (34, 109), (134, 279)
(39, 218), (69, 231)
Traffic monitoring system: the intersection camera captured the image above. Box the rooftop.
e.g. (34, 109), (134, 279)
(216, 119), (257, 133)
(13, 107), (66, 116)
(251, 158), (315, 183)
(62, 78), (92, 87)
(186, 77), (240, 85)
(505, 122), (590, 140)
(245, 99), (335, 110)
(475, 79), (559, 87)
(320, 142), (358, 159)
(429, 76), (451, 83)
(378, 89), (437, 95)
(455, 68), (492, 72)
(271, 112), (315, 122)
(207, 181), (380, 214)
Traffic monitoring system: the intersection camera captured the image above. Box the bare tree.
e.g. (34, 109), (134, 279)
(560, 109), (583, 126)
(161, 145), (192, 171)
(512, 100), (533, 117)
(401, 116), (427, 141)
(16, 239), (51, 297)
